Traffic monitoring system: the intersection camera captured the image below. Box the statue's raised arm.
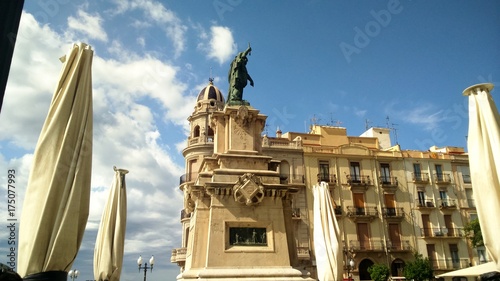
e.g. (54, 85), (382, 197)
(227, 44), (254, 106)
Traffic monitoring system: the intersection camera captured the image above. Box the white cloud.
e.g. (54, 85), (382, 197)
(111, 0), (187, 57)
(207, 26), (237, 64)
(67, 9), (108, 42)
(0, 11), (190, 279)
(385, 101), (445, 131)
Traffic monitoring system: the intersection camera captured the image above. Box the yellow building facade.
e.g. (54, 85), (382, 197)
(171, 82), (484, 280)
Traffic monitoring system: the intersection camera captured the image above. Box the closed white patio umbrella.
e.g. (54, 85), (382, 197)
(94, 167), (128, 281)
(313, 181), (343, 281)
(18, 43), (93, 281)
(463, 83), (500, 272)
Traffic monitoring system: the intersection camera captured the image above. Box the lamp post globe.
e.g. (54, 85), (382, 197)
(68, 269), (79, 281)
(137, 255), (154, 281)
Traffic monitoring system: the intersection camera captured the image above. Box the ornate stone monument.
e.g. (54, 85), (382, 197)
(171, 51), (314, 279)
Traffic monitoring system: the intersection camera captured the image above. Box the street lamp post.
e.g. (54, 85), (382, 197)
(344, 248), (355, 281)
(68, 269), (79, 281)
(137, 255), (155, 281)
(348, 259), (355, 280)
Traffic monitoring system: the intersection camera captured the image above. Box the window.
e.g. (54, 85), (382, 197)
(440, 190), (448, 207)
(193, 125), (200, 138)
(461, 166), (471, 183)
(207, 126), (214, 141)
(353, 193), (365, 215)
(357, 223), (370, 250)
(380, 163), (391, 184)
(466, 189), (475, 208)
(418, 191), (426, 207)
(319, 161), (330, 182)
(450, 244), (459, 266)
(413, 163), (422, 181)
(350, 162), (361, 182)
(435, 164), (443, 181)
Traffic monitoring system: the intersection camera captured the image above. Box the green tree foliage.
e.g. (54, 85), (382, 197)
(403, 253), (434, 281)
(463, 218), (484, 247)
(368, 263), (390, 281)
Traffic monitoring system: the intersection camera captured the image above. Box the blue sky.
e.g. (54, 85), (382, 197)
(0, 1), (499, 280)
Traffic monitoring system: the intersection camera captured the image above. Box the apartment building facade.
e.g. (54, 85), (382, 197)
(171, 81), (483, 280)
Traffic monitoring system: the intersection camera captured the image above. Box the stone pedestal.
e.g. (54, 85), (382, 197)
(177, 105), (314, 281)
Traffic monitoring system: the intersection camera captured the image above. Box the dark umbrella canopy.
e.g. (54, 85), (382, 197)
(17, 43), (93, 281)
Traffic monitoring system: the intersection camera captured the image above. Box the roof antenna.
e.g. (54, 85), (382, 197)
(365, 119), (372, 130)
(386, 116), (399, 144)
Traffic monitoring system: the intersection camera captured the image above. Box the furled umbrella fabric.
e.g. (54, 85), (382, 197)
(94, 167), (128, 281)
(464, 83), (500, 272)
(17, 43), (93, 281)
(313, 181), (343, 281)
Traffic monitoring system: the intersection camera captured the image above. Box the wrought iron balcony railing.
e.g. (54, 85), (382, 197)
(415, 199), (435, 208)
(420, 227), (463, 238)
(434, 173), (452, 184)
(379, 176), (398, 187)
(386, 240), (412, 251)
(382, 207), (405, 219)
(346, 206), (378, 216)
(346, 175), (371, 185)
(412, 172), (429, 183)
(350, 239), (385, 251)
(437, 198), (457, 209)
(429, 258), (470, 270)
(318, 173), (337, 184)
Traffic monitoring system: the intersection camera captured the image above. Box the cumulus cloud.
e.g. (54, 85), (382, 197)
(0, 10), (189, 279)
(67, 9), (108, 42)
(207, 26), (237, 64)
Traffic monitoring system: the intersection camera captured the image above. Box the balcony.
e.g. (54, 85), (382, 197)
(430, 258), (470, 270)
(318, 174), (337, 185)
(379, 176), (398, 191)
(434, 173), (452, 185)
(346, 206), (378, 221)
(350, 239), (385, 251)
(382, 207), (405, 221)
(420, 227), (463, 238)
(170, 247), (187, 264)
(415, 199), (435, 209)
(437, 199), (457, 209)
(386, 240), (412, 252)
(346, 175), (372, 191)
(180, 172), (199, 185)
(180, 209), (191, 221)
(297, 246), (310, 260)
(412, 172), (429, 183)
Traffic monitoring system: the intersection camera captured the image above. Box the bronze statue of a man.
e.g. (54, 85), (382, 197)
(227, 44), (254, 105)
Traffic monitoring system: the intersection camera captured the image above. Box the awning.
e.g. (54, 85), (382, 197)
(436, 262), (499, 277)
